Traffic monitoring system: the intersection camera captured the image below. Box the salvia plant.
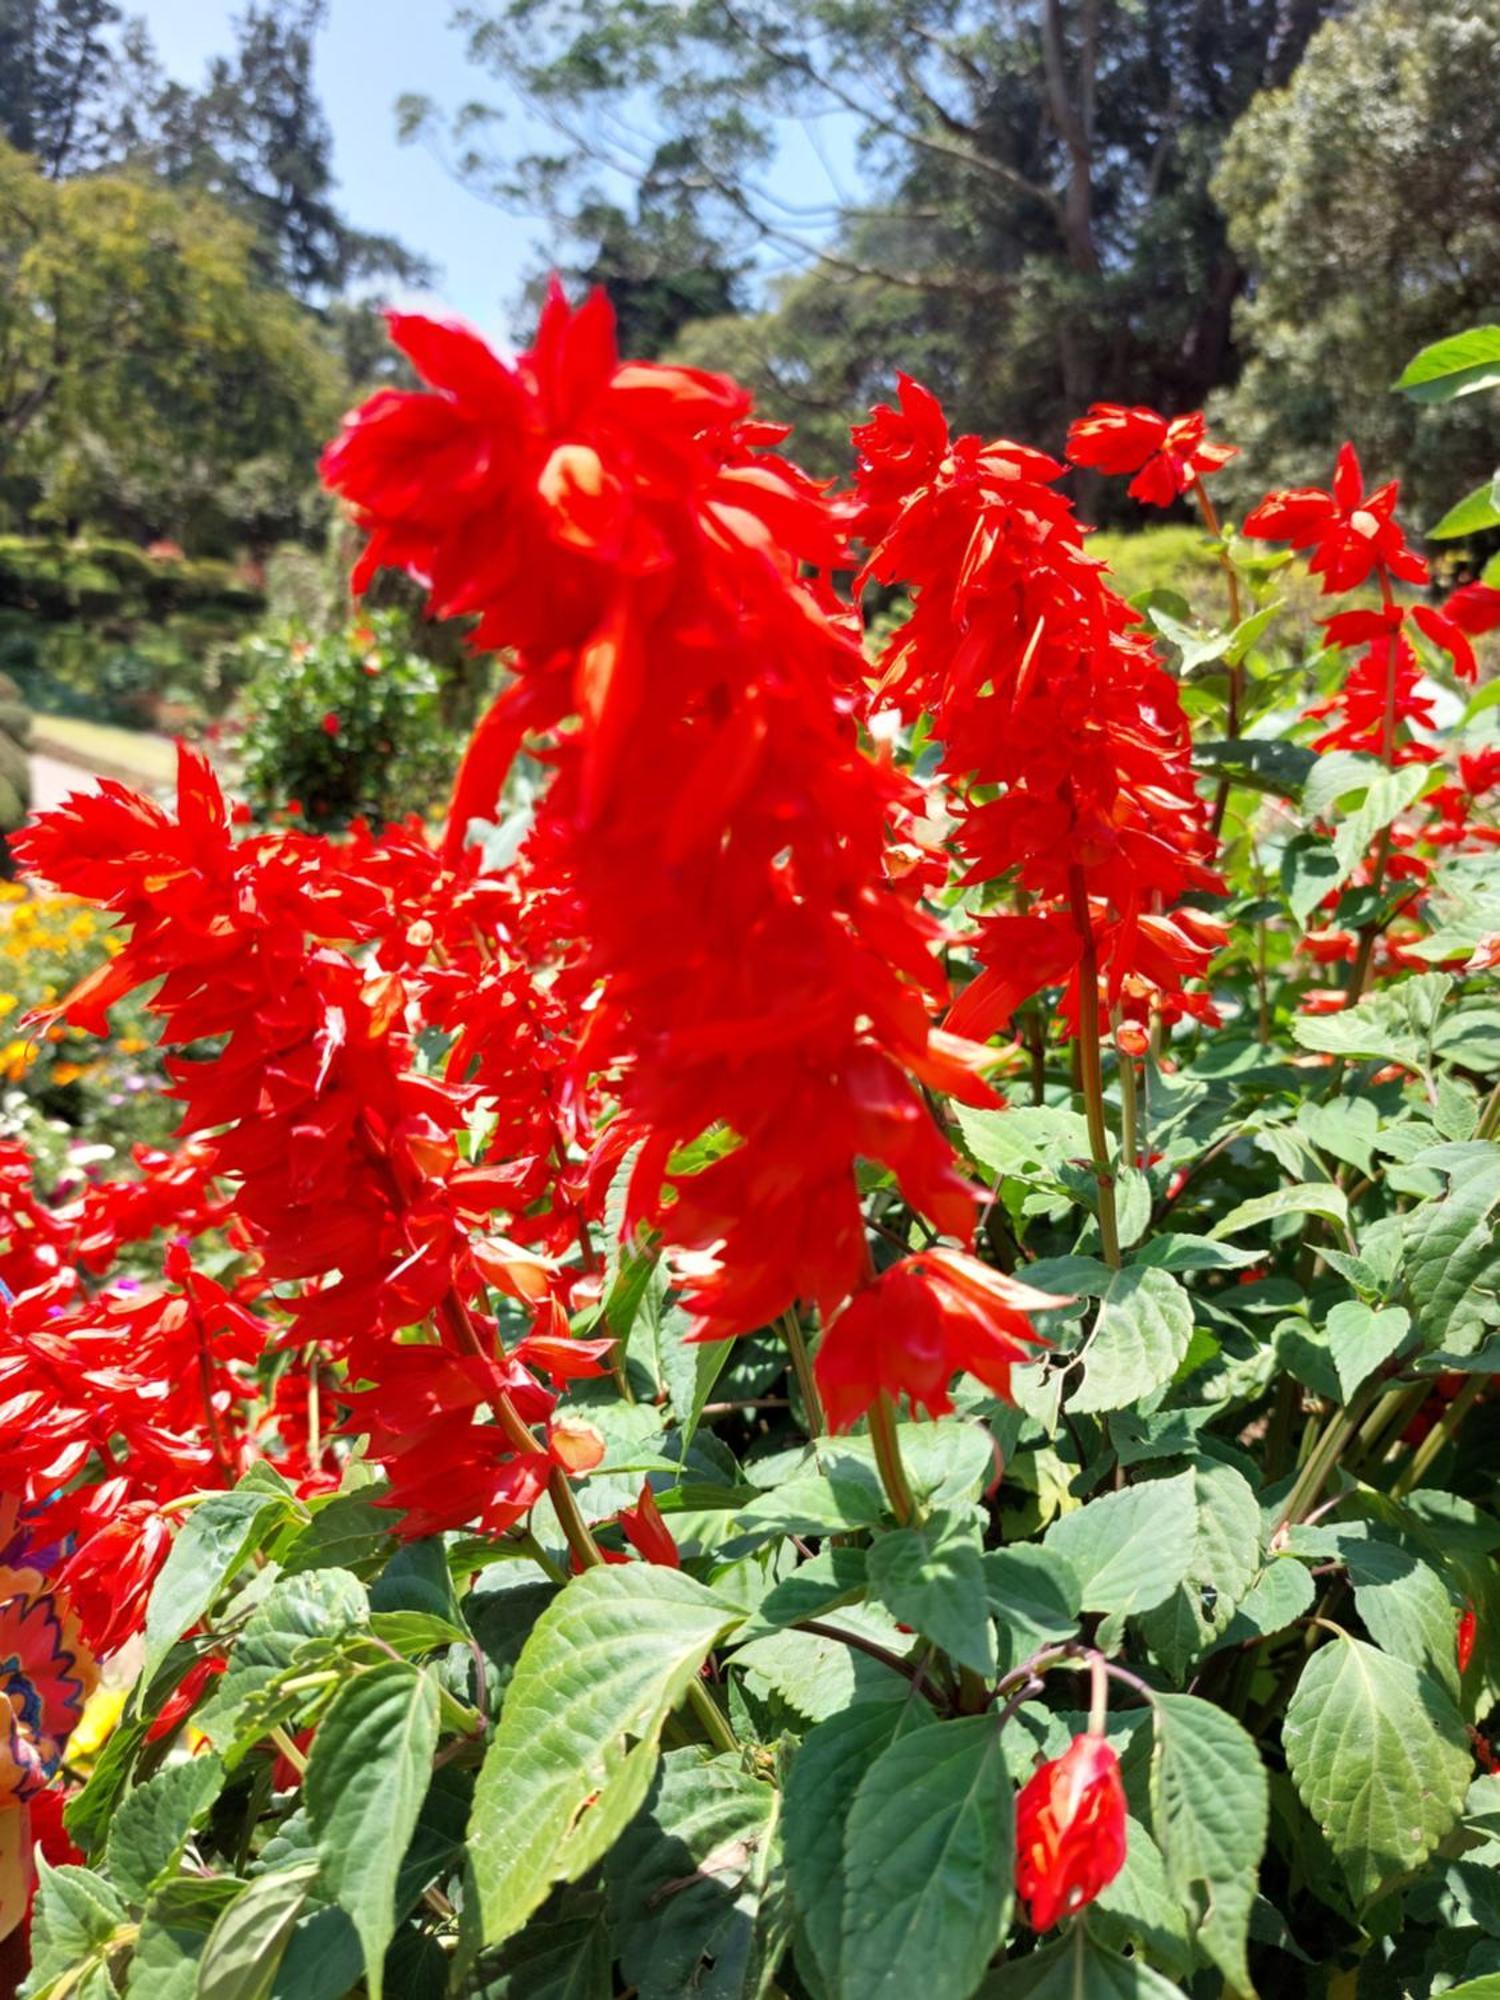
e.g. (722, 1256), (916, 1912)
(1, 300), (1499, 2000)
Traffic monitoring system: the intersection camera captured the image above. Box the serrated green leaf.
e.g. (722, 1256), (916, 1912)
(1339, 1525), (1462, 1696)
(1043, 1473), (1196, 1617)
(197, 1567), (368, 1759)
(196, 1864), (319, 2000)
(1281, 833), (1342, 926)
(607, 1750), (780, 2000)
(841, 1715), (1013, 2000)
(1208, 1556), (1316, 1653)
(105, 1754), (224, 1906)
(1283, 1632), (1470, 1905)
(280, 1491), (395, 1578)
(305, 1662), (441, 2000)
(952, 1102), (1090, 1187)
(460, 1901), (613, 2000)
(1150, 1693), (1268, 1991)
(1210, 1181), (1348, 1240)
(784, 1703), (918, 1989)
(1069, 1266), (1194, 1415)
(983, 1545), (1082, 1663)
(1138, 1463), (1261, 1681)
(1322, 1301), (1410, 1400)
(1297, 1097), (1381, 1178)
(24, 1861), (132, 1993)
(142, 1487), (292, 1684)
(1089, 1816), (1194, 1980)
(1403, 1145), (1500, 1350)
(868, 1508), (994, 1675)
(469, 1564), (744, 1951)
(981, 1925), (1188, 1996)
(1292, 973), (1452, 1073)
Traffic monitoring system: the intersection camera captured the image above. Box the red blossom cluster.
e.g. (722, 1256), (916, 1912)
(1066, 403), (1237, 508)
(321, 285), (1059, 1429)
(852, 376), (1224, 1050)
(1245, 445), (1500, 983)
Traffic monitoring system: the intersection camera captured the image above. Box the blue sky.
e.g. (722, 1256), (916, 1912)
(144, 0), (562, 335)
(140, 1), (856, 340)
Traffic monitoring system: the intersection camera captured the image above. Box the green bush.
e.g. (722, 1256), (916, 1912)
(237, 612), (465, 829)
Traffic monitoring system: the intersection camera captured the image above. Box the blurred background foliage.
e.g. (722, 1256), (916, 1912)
(0, 0), (1494, 819)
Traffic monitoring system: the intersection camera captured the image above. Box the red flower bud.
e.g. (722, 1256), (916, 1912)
(617, 1481), (681, 1568)
(1015, 1734), (1128, 1931)
(1459, 1605), (1477, 1676)
(547, 1413), (606, 1475)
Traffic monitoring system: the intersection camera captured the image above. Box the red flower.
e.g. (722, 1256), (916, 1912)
(1065, 404), (1236, 507)
(1243, 443), (1428, 593)
(146, 1652), (228, 1743)
(1459, 1604), (1478, 1676)
(1015, 1733), (1129, 1931)
(617, 1482), (682, 1568)
(321, 712), (341, 737)
(1445, 581), (1500, 636)
(814, 1247), (1066, 1431)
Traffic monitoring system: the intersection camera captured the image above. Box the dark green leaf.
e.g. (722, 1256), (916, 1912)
(868, 1508), (994, 1675)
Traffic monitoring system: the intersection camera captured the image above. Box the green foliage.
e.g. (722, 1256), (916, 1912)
(237, 613), (466, 830)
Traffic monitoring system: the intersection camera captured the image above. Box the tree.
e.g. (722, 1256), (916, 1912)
(0, 0), (126, 175)
(145, 0), (427, 298)
(0, 140), (343, 551)
(421, 0), (1337, 453)
(1213, 0), (1500, 526)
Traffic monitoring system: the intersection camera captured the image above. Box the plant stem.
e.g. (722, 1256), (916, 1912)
(779, 1307), (824, 1436)
(1275, 1385), (1378, 1535)
(1193, 479), (1245, 843)
(1068, 866), (1120, 1267)
(1478, 1076), (1500, 1142)
(1345, 568), (1400, 1009)
(1392, 1375), (1484, 1498)
(868, 1390), (916, 1525)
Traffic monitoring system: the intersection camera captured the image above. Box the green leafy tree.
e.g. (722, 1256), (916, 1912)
(421, 0), (1336, 452)
(1214, 0), (1500, 524)
(0, 139), (343, 550)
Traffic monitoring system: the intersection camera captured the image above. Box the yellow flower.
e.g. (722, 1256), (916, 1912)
(0, 995), (14, 1018)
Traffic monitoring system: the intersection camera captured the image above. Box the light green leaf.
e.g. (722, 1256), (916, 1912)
(1208, 1556), (1316, 1653)
(1322, 1302), (1410, 1401)
(1297, 1097), (1381, 1178)
(105, 1755), (224, 1906)
(952, 1101), (1090, 1188)
(1395, 326), (1500, 401)
(636, 1265), (730, 1448)
(1069, 1266), (1194, 1414)
(142, 1486), (293, 1684)
(1403, 1145), (1500, 1349)
(1089, 1817), (1194, 1980)
(1430, 477), (1500, 541)
(868, 1507), (995, 1675)
(1292, 973), (1452, 1074)
(305, 1662), (441, 2000)
(196, 1864), (319, 2000)
(1210, 1182), (1348, 1240)
(24, 1862), (132, 1994)
(1138, 1463), (1262, 1681)
(841, 1715), (1013, 2000)
(469, 1564), (744, 1951)
(1282, 1632), (1470, 1905)
(1150, 1693), (1268, 1992)
(1043, 1472), (1196, 1617)
(198, 1567), (368, 1759)
(983, 1545), (1082, 1662)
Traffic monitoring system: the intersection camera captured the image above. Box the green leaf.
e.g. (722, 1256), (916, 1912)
(141, 1486), (292, 1683)
(1395, 326), (1500, 401)
(983, 1546), (1082, 1663)
(469, 1564), (744, 1951)
(1068, 1267), (1194, 1415)
(1088, 1817), (1194, 1981)
(1138, 1462), (1262, 1681)
(1292, 973), (1452, 1074)
(281, 1491), (396, 1578)
(636, 1264), (730, 1449)
(982, 1926), (1188, 1996)
(1297, 1096), (1381, 1178)
(1403, 1145), (1500, 1350)
(1281, 833), (1342, 926)
(1194, 736), (1316, 801)
(24, 1862), (132, 1993)
(1282, 1632), (1470, 1905)
(196, 1864), (319, 2000)
(1208, 1557), (1315, 1653)
(784, 1703), (916, 1989)
(198, 1567), (368, 1760)
(105, 1755), (224, 1905)
(1150, 1693), (1268, 1991)
(1332, 767), (1431, 887)
(868, 1507), (995, 1675)
(841, 1715), (1013, 2000)
(1338, 1525), (1462, 1696)
(128, 1879), (243, 2000)
(951, 1101), (1090, 1188)
(1043, 1473), (1196, 1617)
(1429, 477), (1500, 541)
(607, 1750), (781, 2000)
(1210, 1181), (1349, 1240)
(1148, 604), (1232, 673)
(741, 1546), (868, 1637)
(1322, 1302), (1410, 1400)
(461, 1901), (613, 2000)
(305, 1662), (441, 2000)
